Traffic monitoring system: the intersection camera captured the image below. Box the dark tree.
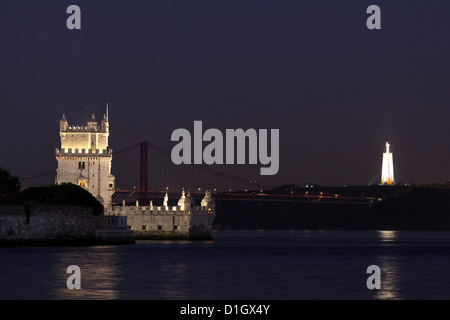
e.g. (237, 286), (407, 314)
(22, 183), (104, 215)
(0, 166), (21, 194)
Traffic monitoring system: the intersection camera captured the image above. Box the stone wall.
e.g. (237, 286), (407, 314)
(0, 205), (96, 245)
(30, 205), (96, 239)
(0, 205), (28, 241)
(0, 205), (134, 245)
(107, 205), (215, 240)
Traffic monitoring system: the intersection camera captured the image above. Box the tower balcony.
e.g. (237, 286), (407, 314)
(55, 148), (113, 157)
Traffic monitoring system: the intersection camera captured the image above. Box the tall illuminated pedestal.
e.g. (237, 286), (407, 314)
(381, 142), (395, 185)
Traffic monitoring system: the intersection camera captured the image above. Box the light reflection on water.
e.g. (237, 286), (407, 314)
(373, 255), (402, 300)
(374, 231), (401, 300)
(50, 246), (122, 299)
(377, 230), (397, 242)
(1, 230), (450, 299)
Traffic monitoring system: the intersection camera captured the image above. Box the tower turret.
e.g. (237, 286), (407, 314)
(201, 190), (215, 212)
(182, 191), (195, 212)
(163, 192), (169, 210)
(178, 189), (186, 210)
(87, 114), (98, 131)
(101, 114), (109, 133)
(101, 104), (109, 133)
(59, 114), (68, 131)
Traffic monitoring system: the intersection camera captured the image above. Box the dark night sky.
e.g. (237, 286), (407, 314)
(0, 0), (449, 188)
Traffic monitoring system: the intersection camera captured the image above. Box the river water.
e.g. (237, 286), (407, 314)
(1, 230), (450, 300)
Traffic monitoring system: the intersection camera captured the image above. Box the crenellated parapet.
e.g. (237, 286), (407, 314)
(60, 113), (109, 133)
(109, 204), (214, 215)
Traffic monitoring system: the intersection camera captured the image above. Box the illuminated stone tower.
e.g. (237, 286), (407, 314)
(55, 106), (115, 208)
(381, 142), (395, 185)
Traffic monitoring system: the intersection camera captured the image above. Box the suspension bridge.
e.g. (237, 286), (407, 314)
(22, 140), (276, 194)
(21, 140), (378, 208)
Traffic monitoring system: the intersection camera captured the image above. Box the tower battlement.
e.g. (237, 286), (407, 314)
(62, 126), (108, 132)
(59, 113), (110, 151)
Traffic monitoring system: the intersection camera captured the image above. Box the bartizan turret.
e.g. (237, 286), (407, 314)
(201, 190), (215, 213)
(178, 189), (186, 210)
(182, 191), (193, 212)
